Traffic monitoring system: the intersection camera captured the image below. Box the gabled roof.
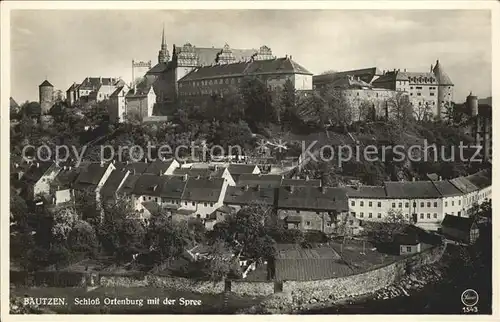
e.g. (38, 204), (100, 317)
(227, 164), (259, 175)
(117, 174), (141, 195)
(281, 178), (322, 187)
(181, 177), (224, 202)
(441, 215), (476, 232)
(73, 163), (110, 190)
(100, 170), (128, 198)
(51, 167), (81, 190)
(146, 62), (170, 75)
(132, 174), (164, 196)
(449, 177), (478, 194)
(39, 80), (53, 87)
(224, 186), (276, 206)
(157, 175), (187, 199)
(432, 180), (463, 197)
(236, 174), (283, 188)
(120, 162), (149, 175)
(22, 162), (54, 185)
(344, 186), (387, 198)
(110, 85), (127, 98)
(179, 57), (312, 82)
(465, 170), (491, 190)
(394, 232), (419, 245)
(384, 181), (441, 198)
(278, 186), (348, 212)
(313, 67), (382, 85)
(10, 97), (20, 109)
(144, 158), (176, 175)
(174, 44), (258, 67)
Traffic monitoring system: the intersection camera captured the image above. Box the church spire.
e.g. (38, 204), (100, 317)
(158, 24), (170, 64)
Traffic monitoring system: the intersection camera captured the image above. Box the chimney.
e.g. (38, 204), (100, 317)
(412, 177), (416, 182)
(404, 68), (407, 72)
(132, 169), (136, 175)
(290, 55), (292, 60)
(321, 185), (327, 194)
(244, 185), (249, 191)
(430, 64), (433, 72)
(144, 159), (148, 163)
(183, 174), (188, 182)
(288, 185), (295, 193)
(305, 175), (310, 181)
(36, 162), (40, 168)
(439, 176), (442, 181)
(255, 184), (261, 191)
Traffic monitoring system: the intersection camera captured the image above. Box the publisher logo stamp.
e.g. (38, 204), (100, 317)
(461, 289), (479, 307)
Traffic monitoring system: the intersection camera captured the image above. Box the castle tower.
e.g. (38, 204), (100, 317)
(39, 79), (54, 114)
(466, 91), (479, 117)
(432, 59), (454, 120)
(157, 25), (170, 64)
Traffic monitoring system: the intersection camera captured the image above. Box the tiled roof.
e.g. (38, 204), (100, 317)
(172, 167), (225, 179)
(384, 181), (441, 198)
(328, 75), (373, 89)
(146, 62), (169, 75)
(275, 247), (352, 280)
(181, 177), (224, 202)
(372, 71), (436, 85)
(278, 186), (348, 212)
(22, 162), (54, 185)
(432, 60), (453, 85)
(100, 170), (128, 198)
(174, 45), (258, 67)
(224, 186), (276, 206)
(157, 175), (187, 199)
(66, 83), (79, 92)
(394, 232), (419, 245)
(73, 163), (109, 190)
(39, 80), (53, 87)
(51, 167), (81, 190)
(313, 67), (382, 85)
(110, 85), (126, 97)
(449, 177), (478, 194)
(120, 162), (150, 175)
(141, 201), (163, 216)
(10, 97), (20, 109)
(117, 174), (141, 195)
(344, 186), (387, 198)
(179, 57), (312, 82)
(441, 215), (476, 232)
(132, 174), (165, 196)
(236, 174), (283, 188)
(144, 159), (176, 175)
(432, 180), (463, 197)
(126, 78), (155, 97)
(465, 170), (491, 190)
(281, 178), (322, 187)
(227, 164), (259, 175)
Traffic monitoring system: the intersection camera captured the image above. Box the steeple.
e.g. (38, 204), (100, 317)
(158, 24), (170, 64)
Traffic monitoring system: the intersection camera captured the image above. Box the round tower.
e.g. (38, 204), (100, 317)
(432, 59), (454, 120)
(39, 79), (54, 114)
(466, 91), (478, 117)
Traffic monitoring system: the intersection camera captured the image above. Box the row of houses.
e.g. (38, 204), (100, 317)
(12, 159), (491, 234)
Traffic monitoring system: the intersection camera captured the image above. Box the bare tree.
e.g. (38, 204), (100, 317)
(413, 101), (433, 122)
(386, 92), (413, 124)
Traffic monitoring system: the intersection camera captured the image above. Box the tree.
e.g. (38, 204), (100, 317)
(146, 214), (193, 262)
(386, 92), (413, 125)
(414, 101), (433, 122)
(68, 220), (98, 258)
(50, 206), (79, 242)
(202, 239), (238, 283)
(365, 208), (409, 243)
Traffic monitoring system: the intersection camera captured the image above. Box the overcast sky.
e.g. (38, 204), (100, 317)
(11, 9), (491, 102)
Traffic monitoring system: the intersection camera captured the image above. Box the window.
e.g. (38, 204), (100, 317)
(433, 202), (437, 207)
(392, 202), (396, 208)
(377, 213), (382, 218)
(420, 202), (424, 207)
(185, 202), (188, 205)
(410, 87), (413, 89)
(405, 202), (409, 208)
(369, 201), (372, 207)
(427, 213), (430, 219)
(351, 201), (355, 206)
(204, 202), (207, 207)
(430, 93), (435, 96)
(433, 213), (437, 218)
(306, 221), (311, 226)
(417, 93), (422, 96)
(377, 202), (381, 207)
(398, 203), (402, 208)
(451, 201), (454, 206)
(368, 213), (372, 218)
(155, 197), (158, 202)
(351, 212), (356, 217)
(192, 202), (196, 206)
(407, 247), (412, 252)
(445, 201), (448, 207)
(360, 212), (364, 218)
(427, 202), (431, 207)
(210, 202), (214, 207)
(296, 210), (300, 214)
(420, 213), (424, 219)
(360, 201), (364, 207)
(458, 211), (461, 217)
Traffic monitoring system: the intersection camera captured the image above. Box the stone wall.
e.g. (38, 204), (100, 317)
(231, 281), (274, 297)
(283, 244), (445, 305)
